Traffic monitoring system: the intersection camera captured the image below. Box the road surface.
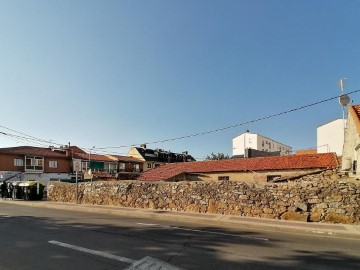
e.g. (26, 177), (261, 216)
(0, 202), (359, 269)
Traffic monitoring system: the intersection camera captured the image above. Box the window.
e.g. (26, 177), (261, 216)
(25, 157), (44, 171)
(154, 164), (160, 168)
(119, 163), (126, 171)
(267, 175), (281, 182)
(106, 163), (117, 173)
(82, 161), (89, 170)
(353, 160), (357, 172)
(147, 163), (152, 169)
(14, 159), (24, 167)
(218, 176), (229, 181)
(49, 161), (58, 168)
(134, 164), (140, 172)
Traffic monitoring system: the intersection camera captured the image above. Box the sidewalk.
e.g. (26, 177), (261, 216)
(1, 199), (360, 239)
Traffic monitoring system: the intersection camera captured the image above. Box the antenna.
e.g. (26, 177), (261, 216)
(338, 78), (347, 94)
(338, 78), (352, 131)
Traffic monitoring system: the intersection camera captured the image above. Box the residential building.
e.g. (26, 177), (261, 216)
(232, 131), (292, 157)
(73, 152), (117, 173)
(317, 119), (346, 156)
(111, 155), (143, 180)
(342, 105), (360, 177)
(138, 153), (339, 183)
(0, 145), (144, 182)
(0, 146), (73, 183)
(128, 144), (196, 172)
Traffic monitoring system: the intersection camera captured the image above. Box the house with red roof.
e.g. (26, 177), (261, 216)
(0, 146), (73, 183)
(137, 153), (340, 183)
(111, 155), (143, 180)
(342, 104), (360, 178)
(74, 152), (142, 180)
(0, 145), (144, 182)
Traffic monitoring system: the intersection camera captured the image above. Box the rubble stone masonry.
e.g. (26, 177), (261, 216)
(47, 169), (360, 224)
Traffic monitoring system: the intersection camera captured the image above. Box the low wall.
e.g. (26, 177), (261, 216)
(47, 170), (360, 224)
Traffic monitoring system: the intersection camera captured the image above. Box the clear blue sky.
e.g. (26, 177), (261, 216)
(1, 0), (359, 159)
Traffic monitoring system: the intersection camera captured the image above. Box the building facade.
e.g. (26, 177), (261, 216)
(0, 146), (72, 183)
(232, 132), (292, 157)
(128, 144), (196, 172)
(317, 119), (346, 156)
(342, 105), (360, 177)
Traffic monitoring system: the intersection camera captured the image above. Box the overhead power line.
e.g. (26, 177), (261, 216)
(0, 125), (64, 146)
(0, 131), (55, 148)
(94, 90), (360, 150)
(1, 90), (359, 152)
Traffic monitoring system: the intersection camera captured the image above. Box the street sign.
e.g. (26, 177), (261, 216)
(73, 159), (82, 172)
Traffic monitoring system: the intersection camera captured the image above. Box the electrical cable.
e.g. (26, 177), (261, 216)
(0, 131), (55, 148)
(94, 90), (360, 150)
(1, 90), (359, 152)
(0, 125), (64, 146)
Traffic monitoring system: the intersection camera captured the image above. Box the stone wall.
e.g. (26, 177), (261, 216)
(47, 170), (360, 224)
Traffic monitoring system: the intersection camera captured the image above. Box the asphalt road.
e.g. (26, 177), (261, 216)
(0, 203), (360, 270)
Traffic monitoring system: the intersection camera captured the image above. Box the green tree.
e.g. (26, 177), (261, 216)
(205, 152), (230, 160)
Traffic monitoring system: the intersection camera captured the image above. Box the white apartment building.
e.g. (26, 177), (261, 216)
(317, 118), (346, 156)
(232, 132), (292, 157)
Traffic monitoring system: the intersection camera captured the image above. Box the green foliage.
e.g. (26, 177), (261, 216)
(205, 152), (230, 160)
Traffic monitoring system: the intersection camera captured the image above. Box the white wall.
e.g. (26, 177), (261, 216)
(317, 119), (346, 156)
(232, 132), (292, 156)
(232, 133), (257, 156)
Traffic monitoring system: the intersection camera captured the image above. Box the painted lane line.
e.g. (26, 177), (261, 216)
(48, 240), (135, 264)
(136, 223), (269, 241)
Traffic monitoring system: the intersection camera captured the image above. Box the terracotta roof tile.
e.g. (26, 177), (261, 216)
(70, 146), (86, 154)
(0, 146), (69, 158)
(111, 155), (142, 163)
(349, 104), (360, 134)
(138, 153), (339, 181)
(73, 152), (115, 162)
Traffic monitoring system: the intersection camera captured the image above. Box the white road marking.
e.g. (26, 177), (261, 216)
(48, 240), (135, 264)
(124, 256), (184, 270)
(136, 223), (269, 241)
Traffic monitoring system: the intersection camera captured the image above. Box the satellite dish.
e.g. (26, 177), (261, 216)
(339, 94), (352, 106)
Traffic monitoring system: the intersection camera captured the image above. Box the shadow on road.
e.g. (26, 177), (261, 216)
(0, 212), (359, 270)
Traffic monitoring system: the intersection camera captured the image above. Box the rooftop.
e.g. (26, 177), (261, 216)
(349, 104), (360, 134)
(138, 153), (340, 181)
(73, 152), (115, 162)
(111, 155), (142, 163)
(0, 146), (69, 158)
